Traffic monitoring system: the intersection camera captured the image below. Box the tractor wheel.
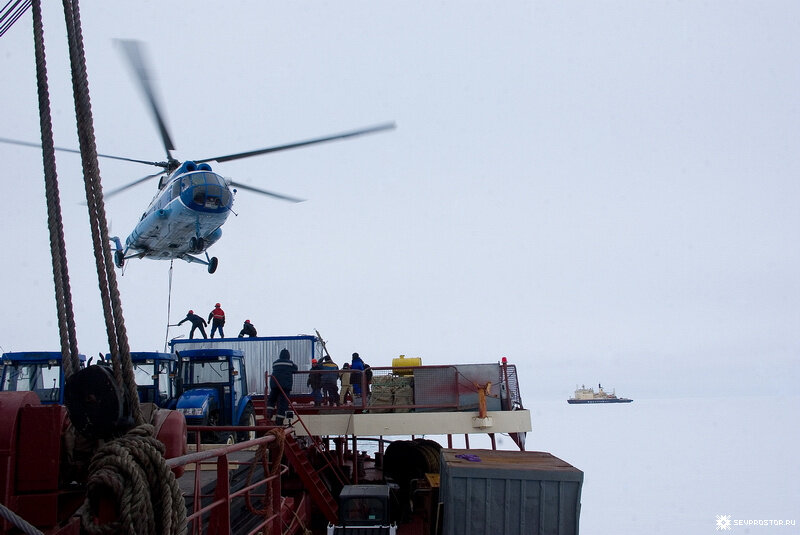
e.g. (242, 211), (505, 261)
(237, 404), (256, 442)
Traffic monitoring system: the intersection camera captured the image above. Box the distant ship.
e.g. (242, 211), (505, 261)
(568, 383), (633, 404)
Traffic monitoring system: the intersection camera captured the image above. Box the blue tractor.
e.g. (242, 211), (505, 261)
(0, 351), (86, 404)
(118, 351), (179, 408)
(174, 348), (256, 443)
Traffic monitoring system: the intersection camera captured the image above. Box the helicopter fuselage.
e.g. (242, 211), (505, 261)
(122, 161), (232, 262)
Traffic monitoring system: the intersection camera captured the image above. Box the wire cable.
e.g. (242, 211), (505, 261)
(0, 0), (31, 38)
(163, 260), (173, 352)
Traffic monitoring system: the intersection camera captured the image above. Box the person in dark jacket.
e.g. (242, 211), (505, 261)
(208, 303), (226, 338)
(320, 355), (340, 406)
(177, 310), (207, 339)
(268, 348), (298, 424)
(238, 319), (257, 338)
(307, 358), (323, 406)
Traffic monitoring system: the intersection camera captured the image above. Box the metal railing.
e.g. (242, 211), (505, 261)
(167, 431), (285, 535)
(287, 362), (523, 414)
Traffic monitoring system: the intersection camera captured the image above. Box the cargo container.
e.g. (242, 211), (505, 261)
(170, 335), (322, 395)
(439, 449), (583, 535)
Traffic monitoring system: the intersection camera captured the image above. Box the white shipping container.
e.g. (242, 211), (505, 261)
(170, 335), (321, 395)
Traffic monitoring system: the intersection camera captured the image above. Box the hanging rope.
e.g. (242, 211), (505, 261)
(30, 0), (81, 378)
(60, 0), (142, 426)
(163, 260), (174, 352)
(53, 2), (186, 533)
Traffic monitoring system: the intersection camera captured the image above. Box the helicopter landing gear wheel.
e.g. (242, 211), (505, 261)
(208, 257), (218, 274)
(114, 250), (124, 268)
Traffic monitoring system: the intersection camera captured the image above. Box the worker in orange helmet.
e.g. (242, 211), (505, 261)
(177, 310), (207, 339)
(208, 303), (226, 338)
(238, 319), (258, 338)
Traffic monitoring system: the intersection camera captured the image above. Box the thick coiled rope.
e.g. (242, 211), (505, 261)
(79, 425), (186, 535)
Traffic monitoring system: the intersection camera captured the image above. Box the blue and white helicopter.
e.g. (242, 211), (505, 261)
(2, 40), (394, 274)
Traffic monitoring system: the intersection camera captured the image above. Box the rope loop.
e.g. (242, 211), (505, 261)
(80, 424), (186, 535)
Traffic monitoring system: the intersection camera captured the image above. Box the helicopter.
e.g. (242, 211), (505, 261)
(2, 40), (394, 273)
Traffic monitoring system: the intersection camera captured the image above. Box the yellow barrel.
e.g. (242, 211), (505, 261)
(392, 354), (422, 375)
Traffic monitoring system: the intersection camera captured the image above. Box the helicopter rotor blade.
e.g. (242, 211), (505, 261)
(228, 180), (304, 203)
(116, 39), (176, 161)
(197, 122), (396, 164)
(0, 137), (166, 167)
(103, 170), (165, 200)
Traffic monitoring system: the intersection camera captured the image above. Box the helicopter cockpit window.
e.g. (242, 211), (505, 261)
(181, 172), (230, 208)
(171, 180), (181, 199)
(205, 173), (226, 187)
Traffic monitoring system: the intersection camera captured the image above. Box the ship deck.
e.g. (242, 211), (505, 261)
(290, 409), (532, 437)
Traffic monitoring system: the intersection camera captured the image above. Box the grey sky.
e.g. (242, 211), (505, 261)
(1, 2), (798, 401)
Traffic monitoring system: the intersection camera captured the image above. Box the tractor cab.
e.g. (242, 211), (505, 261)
(174, 348), (255, 443)
(0, 351), (86, 404)
(104, 351), (177, 407)
(124, 352), (178, 408)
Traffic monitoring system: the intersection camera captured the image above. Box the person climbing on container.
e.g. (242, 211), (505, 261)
(350, 352), (365, 398)
(238, 319), (257, 338)
(208, 303), (226, 338)
(339, 362), (353, 404)
(177, 310), (207, 339)
(307, 358), (323, 406)
(320, 355), (340, 406)
(267, 348), (298, 425)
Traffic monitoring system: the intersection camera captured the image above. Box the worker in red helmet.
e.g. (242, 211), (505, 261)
(208, 303), (226, 338)
(177, 310), (207, 339)
(238, 319), (258, 338)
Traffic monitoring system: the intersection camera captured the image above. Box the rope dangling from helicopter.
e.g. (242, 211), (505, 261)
(59, 1), (186, 533)
(30, 0), (81, 378)
(164, 260), (174, 352)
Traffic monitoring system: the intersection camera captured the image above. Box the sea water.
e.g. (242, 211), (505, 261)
(376, 396), (799, 533)
(526, 395), (800, 534)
